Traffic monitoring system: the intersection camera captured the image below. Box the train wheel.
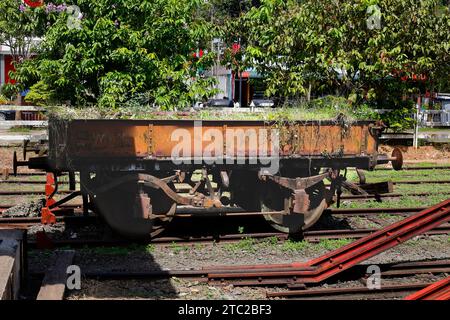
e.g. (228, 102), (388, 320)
(262, 180), (328, 233)
(92, 177), (176, 239)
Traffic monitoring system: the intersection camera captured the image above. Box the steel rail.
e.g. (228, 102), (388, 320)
(266, 283), (431, 299)
(404, 276), (450, 300)
(0, 190), (73, 196)
(28, 259), (450, 286)
(22, 224), (450, 249)
(0, 190), (447, 198)
(0, 205), (424, 216)
(392, 180), (450, 185)
(0, 180), (74, 185)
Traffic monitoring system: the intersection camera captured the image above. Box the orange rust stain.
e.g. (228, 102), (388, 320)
(64, 121), (378, 159)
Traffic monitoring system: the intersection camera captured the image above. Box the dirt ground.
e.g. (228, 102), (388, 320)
(0, 146), (40, 174)
(379, 145), (450, 162)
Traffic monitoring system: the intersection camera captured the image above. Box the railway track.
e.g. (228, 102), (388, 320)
(0, 189), (448, 200)
(0, 206), (442, 245)
(27, 258), (450, 300)
(0, 205), (424, 216)
(266, 282), (434, 299)
(3, 178), (450, 185)
(17, 224), (449, 249)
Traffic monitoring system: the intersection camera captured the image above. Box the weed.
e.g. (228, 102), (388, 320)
(89, 246), (130, 256)
(281, 239), (311, 252)
(170, 242), (189, 254)
(145, 244), (156, 253)
(8, 126), (32, 133)
(224, 237), (256, 253)
(317, 239), (351, 250)
(266, 236), (279, 246)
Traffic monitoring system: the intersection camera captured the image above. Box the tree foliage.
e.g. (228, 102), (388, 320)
(14, 0), (218, 109)
(235, 0), (450, 104)
(0, 0), (48, 61)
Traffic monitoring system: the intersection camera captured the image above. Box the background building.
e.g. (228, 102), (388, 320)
(0, 45), (15, 86)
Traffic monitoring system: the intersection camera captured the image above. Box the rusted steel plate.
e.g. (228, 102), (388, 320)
(54, 119), (378, 160)
(68, 122), (150, 158)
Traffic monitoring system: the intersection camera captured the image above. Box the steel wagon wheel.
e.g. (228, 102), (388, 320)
(261, 180), (328, 233)
(89, 173), (176, 239)
(229, 169), (329, 234)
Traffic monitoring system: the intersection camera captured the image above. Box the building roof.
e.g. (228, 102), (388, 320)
(0, 45), (12, 55)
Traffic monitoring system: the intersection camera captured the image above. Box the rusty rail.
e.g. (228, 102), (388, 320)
(267, 283), (430, 299)
(404, 276), (450, 300)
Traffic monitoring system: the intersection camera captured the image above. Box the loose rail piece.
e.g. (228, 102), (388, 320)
(36, 250), (75, 300)
(404, 276), (450, 300)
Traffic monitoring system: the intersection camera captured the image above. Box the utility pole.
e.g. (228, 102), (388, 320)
(239, 71), (243, 108)
(413, 95), (421, 149)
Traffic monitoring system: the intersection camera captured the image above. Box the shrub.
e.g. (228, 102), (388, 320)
(0, 83), (19, 101)
(25, 81), (56, 106)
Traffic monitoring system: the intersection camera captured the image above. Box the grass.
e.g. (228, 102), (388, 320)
(340, 163), (450, 210)
(170, 242), (190, 254)
(348, 168), (450, 183)
(378, 213), (403, 220)
(223, 237), (351, 253)
(281, 239), (311, 252)
(395, 184), (450, 195)
(418, 127), (450, 132)
(223, 237), (257, 253)
(8, 126), (43, 133)
(81, 243), (156, 256)
(318, 239), (352, 250)
(281, 238), (352, 252)
(402, 162), (450, 168)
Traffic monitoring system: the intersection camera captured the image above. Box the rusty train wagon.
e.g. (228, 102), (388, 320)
(17, 118), (401, 238)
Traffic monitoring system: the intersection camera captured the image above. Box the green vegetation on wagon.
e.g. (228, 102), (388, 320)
(46, 96), (377, 122)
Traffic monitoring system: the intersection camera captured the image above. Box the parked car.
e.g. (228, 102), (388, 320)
(251, 99), (275, 108)
(207, 99), (234, 108)
(0, 110), (16, 121)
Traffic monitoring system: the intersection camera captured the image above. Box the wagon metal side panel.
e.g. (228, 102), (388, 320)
(49, 119), (378, 166)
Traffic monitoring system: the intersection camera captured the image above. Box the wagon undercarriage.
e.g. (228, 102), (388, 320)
(77, 167), (340, 238)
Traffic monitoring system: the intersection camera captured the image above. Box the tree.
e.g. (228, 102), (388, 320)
(237, 0), (450, 104)
(14, 0), (218, 109)
(0, 0), (47, 62)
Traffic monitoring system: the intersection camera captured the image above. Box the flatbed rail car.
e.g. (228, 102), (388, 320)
(15, 118), (402, 238)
